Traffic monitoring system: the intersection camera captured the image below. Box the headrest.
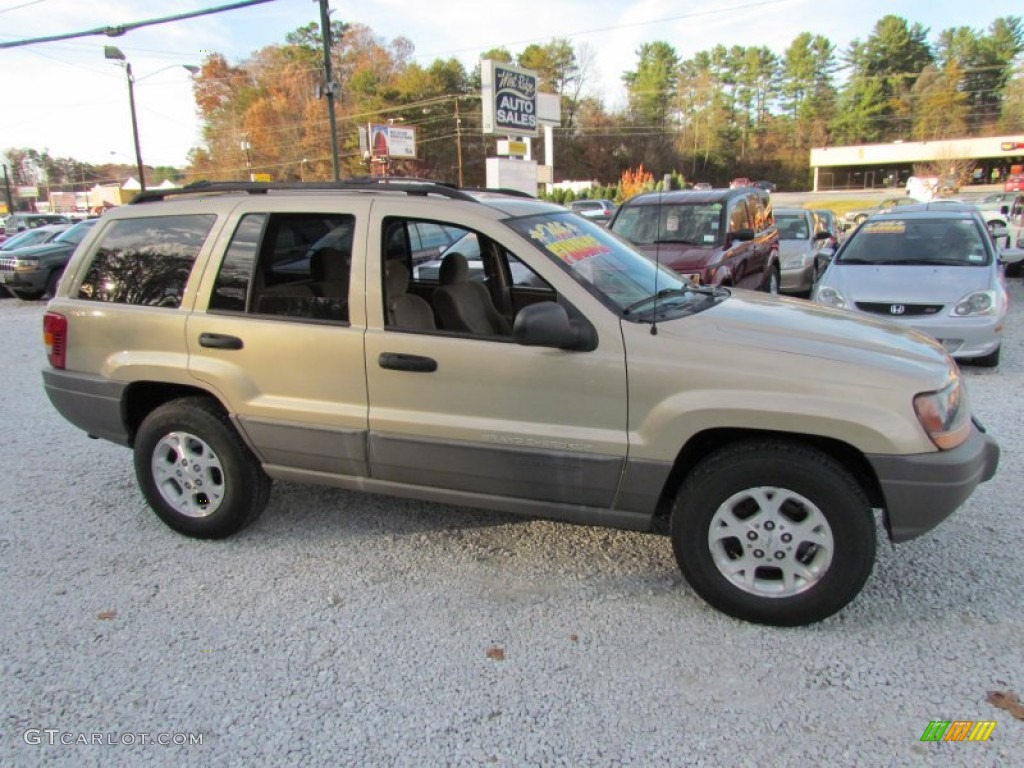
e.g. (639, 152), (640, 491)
(311, 248), (348, 282)
(439, 252), (469, 285)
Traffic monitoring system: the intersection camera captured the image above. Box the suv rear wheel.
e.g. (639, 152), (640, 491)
(133, 397), (271, 538)
(670, 440), (875, 626)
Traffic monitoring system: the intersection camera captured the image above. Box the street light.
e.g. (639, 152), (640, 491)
(104, 46), (199, 193)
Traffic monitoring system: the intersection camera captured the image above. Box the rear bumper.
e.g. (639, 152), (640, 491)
(42, 369), (130, 446)
(867, 421), (999, 543)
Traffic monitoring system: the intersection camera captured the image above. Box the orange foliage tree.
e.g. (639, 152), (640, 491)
(619, 164), (654, 201)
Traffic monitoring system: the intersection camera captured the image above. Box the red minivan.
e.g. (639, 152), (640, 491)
(608, 188), (780, 293)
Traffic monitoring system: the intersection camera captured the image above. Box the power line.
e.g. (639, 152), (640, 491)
(0, 0), (46, 15)
(0, 0), (279, 49)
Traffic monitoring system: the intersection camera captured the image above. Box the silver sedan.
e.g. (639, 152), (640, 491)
(813, 206), (1007, 367)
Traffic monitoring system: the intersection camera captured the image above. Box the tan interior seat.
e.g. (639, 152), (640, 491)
(386, 261), (435, 330)
(432, 252), (511, 335)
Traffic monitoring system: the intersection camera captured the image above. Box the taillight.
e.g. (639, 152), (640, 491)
(43, 312), (67, 369)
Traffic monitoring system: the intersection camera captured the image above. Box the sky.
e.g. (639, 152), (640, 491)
(0, 0), (1018, 170)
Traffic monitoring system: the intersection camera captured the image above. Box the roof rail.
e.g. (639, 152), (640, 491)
(464, 187), (536, 199)
(129, 177), (480, 205)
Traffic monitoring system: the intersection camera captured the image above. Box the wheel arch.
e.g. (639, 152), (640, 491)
(650, 427), (885, 534)
(122, 381), (228, 446)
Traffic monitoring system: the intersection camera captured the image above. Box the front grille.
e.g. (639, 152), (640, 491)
(0, 257), (15, 273)
(855, 302), (944, 316)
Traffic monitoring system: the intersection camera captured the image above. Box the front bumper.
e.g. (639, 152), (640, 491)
(853, 310), (1004, 360)
(0, 258), (44, 292)
(867, 421), (1000, 543)
(780, 262), (814, 293)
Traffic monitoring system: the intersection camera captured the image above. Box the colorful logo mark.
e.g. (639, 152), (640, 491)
(920, 720), (996, 742)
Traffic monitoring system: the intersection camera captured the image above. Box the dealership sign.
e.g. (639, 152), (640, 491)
(481, 60), (539, 137)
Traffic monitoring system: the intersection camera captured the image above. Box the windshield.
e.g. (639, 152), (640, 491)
(54, 220), (96, 245)
(507, 212), (723, 319)
(1, 228), (53, 250)
(610, 202), (722, 246)
(836, 218), (991, 266)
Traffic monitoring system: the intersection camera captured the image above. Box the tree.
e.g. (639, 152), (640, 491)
(910, 63), (968, 140)
(937, 17), (1024, 132)
(842, 15), (934, 141)
(623, 42), (680, 127)
(781, 33), (837, 149)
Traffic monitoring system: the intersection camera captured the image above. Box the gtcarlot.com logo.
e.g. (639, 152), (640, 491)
(920, 720), (996, 742)
(23, 729), (203, 747)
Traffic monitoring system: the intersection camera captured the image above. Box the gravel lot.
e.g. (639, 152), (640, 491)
(1, 279), (1022, 767)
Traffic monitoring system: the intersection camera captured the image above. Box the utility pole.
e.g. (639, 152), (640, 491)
(241, 137), (254, 181)
(2, 164), (14, 214)
(317, 0), (341, 181)
(455, 98), (464, 187)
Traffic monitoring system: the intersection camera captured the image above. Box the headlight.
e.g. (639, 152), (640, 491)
(780, 253), (810, 269)
(13, 259), (39, 272)
(815, 286), (847, 308)
(913, 373), (970, 450)
(950, 290), (998, 317)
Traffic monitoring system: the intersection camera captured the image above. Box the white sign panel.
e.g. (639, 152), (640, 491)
(387, 126), (417, 158)
(481, 60), (539, 137)
(369, 124), (417, 159)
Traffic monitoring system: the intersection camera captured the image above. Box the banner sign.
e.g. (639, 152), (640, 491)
(369, 124), (418, 159)
(481, 60), (539, 137)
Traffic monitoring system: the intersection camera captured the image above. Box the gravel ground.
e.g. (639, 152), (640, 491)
(0, 280), (1021, 767)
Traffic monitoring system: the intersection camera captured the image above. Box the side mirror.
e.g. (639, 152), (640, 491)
(1000, 205), (1009, 215)
(998, 247), (1024, 267)
(513, 301), (597, 351)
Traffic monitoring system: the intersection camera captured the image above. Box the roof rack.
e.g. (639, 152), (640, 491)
(129, 177), (481, 205)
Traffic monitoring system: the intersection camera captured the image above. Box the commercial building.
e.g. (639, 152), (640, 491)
(809, 135), (1024, 191)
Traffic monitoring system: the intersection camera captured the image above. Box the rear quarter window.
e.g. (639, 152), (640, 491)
(76, 215), (215, 308)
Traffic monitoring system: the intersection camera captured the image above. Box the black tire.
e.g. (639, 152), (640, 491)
(762, 265), (780, 294)
(11, 288), (44, 301)
(967, 346), (1000, 368)
(43, 269), (63, 300)
(133, 397), (271, 539)
(670, 440), (876, 626)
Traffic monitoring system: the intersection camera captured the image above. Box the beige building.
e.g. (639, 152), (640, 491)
(809, 135), (1024, 191)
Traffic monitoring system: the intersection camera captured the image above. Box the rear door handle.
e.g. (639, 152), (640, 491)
(199, 332), (244, 350)
(378, 353), (437, 373)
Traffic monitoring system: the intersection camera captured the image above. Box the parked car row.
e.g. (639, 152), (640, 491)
(0, 218), (98, 300)
(0, 212), (71, 245)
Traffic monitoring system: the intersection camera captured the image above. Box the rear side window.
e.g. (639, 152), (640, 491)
(210, 212), (354, 323)
(77, 215), (215, 308)
(728, 199), (752, 232)
(746, 193), (772, 232)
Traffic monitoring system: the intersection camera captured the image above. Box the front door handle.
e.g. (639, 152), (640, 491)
(378, 353), (437, 373)
(199, 332), (244, 350)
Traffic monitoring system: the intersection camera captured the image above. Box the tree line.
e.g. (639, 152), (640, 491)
(4, 13), (1023, 197)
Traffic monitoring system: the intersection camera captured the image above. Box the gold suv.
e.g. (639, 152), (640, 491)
(42, 179), (999, 626)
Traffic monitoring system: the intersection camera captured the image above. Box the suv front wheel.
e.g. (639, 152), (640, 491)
(670, 440), (875, 625)
(133, 397), (272, 539)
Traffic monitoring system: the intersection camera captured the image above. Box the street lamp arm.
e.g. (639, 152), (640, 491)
(135, 63), (201, 82)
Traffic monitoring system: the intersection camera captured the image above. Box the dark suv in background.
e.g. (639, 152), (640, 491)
(608, 187), (780, 292)
(0, 218), (98, 300)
